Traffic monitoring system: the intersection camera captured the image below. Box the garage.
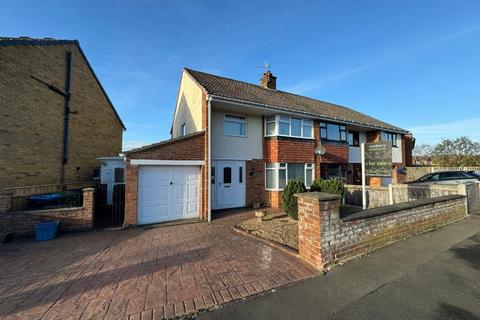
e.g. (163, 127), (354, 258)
(137, 165), (200, 224)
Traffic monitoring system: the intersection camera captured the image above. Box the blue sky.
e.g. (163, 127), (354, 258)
(2, 0), (480, 149)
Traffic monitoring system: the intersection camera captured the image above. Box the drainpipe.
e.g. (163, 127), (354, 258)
(207, 96), (212, 222)
(62, 52), (73, 166)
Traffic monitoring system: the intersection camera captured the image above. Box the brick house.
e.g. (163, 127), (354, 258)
(0, 37), (125, 190)
(124, 68), (413, 225)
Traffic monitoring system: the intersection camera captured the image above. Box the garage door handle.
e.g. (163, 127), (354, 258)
(170, 182), (173, 185)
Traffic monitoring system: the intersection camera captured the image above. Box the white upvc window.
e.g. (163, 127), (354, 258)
(224, 114), (247, 137)
(265, 163), (315, 190)
(180, 123), (186, 136)
(264, 115), (313, 139)
(383, 132), (398, 147)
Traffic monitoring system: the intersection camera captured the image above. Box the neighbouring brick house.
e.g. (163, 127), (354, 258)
(0, 37), (125, 190)
(124, 68), (413, 226)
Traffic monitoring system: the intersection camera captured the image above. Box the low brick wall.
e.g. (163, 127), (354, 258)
(0, 188), (94, 239)
(296, 192), (468, 270)
(344, 183), (480, 214)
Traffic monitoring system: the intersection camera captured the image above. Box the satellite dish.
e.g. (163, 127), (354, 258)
(315, 145), (327, 156)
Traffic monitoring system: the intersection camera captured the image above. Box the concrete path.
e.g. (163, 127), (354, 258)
(197, 215), (480, 320)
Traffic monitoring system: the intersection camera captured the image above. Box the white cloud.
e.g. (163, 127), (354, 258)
(286, 26), (480, 95)
(409, 117), (480, 145)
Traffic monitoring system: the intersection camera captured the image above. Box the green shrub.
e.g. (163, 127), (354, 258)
(282, 179), (305, 220)
(309, 178), (345, 195)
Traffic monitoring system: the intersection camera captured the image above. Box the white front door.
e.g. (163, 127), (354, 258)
(137, 165), (199, 224)
(212, 160), (246, 210)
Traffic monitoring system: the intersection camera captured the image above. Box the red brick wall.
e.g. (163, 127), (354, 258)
(128, 132), (205, 160)
(263, 137), (315, 163)
(297, 193), (467, 270)
(246, 160), (265, 207)
(124, 131), (207, 225)
(320, 143), (349, 163)
(265, 190), (282, 208)
(404, 134), (413, 167)
(0, 188), (94, 238)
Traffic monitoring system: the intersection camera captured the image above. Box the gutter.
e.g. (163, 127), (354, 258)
(209, 95), (409, 134)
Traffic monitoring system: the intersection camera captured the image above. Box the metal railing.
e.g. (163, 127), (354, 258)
(10, 189), (83, 212)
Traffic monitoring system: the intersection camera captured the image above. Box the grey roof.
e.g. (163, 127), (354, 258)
(185, 68), (407, 133)
(0, 37), (125, 130)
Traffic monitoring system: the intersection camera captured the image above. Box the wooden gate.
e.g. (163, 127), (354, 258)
(94, 184), (125, 228)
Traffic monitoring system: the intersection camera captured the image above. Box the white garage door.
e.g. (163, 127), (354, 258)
(137, 165), (200, 225)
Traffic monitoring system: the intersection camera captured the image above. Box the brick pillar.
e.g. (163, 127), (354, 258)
(296, 192), (341, 270)
(392, 165), (407, 184)
(82, 188), (94, 228)
(124, 161), (138, 226)
(0, 192), (13, 213)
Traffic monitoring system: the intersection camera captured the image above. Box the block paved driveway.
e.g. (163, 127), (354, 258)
(0, 209), (317, 320)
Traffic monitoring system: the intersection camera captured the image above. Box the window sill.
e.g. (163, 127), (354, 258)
(264, 134), (314, 140)
(223, 134), (248, 138)
(321, 139), (348, 144)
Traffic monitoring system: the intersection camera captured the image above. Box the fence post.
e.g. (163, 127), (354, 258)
(296, 192), (341, 270)
(388, 184), (394, 205)
(82, 188), (95, 227)
(457, 184), (469, 215)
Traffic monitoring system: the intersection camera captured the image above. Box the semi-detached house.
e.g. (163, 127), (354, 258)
(124, 68), (414, 225)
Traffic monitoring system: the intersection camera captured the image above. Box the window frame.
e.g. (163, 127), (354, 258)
(383, 132), (398, 147)
(320, 122), (348, 142)
(180, 123), (186, 137)
(223, 113), (247, 137)
(264, 115), (314, 139)
(348, 131), (360, 147)
(265, 162), (315, 191)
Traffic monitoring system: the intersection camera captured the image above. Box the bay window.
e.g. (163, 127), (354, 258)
(264, 115), (313, 138)
(265, 116), (276, 135)
(265, 163), (314, 190)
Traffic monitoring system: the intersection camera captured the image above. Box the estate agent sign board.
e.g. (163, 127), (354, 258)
(361, 141), (393, 210)
(365, 142), (392, 177)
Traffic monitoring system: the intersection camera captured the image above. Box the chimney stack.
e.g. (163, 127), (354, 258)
(260, 71), (277, 90)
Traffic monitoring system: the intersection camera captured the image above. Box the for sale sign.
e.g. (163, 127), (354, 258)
(365, 142), (392, 177)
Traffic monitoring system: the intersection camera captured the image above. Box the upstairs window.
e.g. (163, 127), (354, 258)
(383, 132), (398, 147)
(348, 131), (360, 147)
(179, 123), (186, 136)
(264, 115), (313, 139)
(320, 122), (347, 142)
(224, 114), (247, 137)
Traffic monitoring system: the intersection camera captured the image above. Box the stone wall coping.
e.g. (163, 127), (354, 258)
(342, 194), (465, 222)
(294, 192), (341, 201)
(10, 206), (84, 215)
(82, 188), (95, 192)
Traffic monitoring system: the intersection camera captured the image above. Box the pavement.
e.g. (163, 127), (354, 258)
(197, 215), (480, 320)
(0, 208), (317, 320)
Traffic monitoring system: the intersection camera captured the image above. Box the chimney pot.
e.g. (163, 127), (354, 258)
(260, 71), (277, 90)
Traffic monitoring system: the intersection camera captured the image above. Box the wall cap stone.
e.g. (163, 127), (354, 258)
(343, 194), (465, 222)
(82, 188), (95, 192)
(295, 192), (341, 201)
